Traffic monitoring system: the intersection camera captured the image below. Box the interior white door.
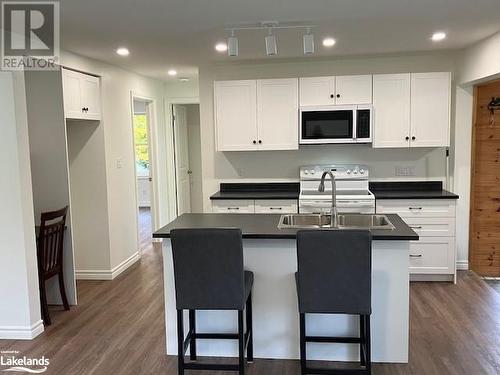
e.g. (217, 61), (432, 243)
(173, 105), (191, 215)
(61, 68), (82, 119)
(256, 78), (299, 150)
(299, 76), (335, 106)
(214, 80), (258, 151)
(410, 72), (451, 147)
(372, 73), (411, 148)
(80, 74), (101, 120)
(335, 75), (373, 105)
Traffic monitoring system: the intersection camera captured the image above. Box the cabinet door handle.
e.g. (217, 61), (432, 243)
(336, 94), (341, 98)
(330, 94), (334, 98)
(410, 254), (422, 258)
(405, 136), (410, 141)
(258, 140), (262, 144)
(409, 225), (422, 229)
(411, 136), (416, 141)
(409, 207), (423, 210)
(253, 140), (257, 144)
(227, 207), (240, 210)
(269, 207), (282, 210)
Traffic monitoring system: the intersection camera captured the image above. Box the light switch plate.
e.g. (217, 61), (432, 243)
(116, 157), (123, 169)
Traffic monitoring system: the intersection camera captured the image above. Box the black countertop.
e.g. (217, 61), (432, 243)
(210, 182), (299, 200)
(153, 213), (419, 241)
(369, 181), (459, 200)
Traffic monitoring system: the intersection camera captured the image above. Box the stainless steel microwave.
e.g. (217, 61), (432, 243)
(299, 105), (373, 144)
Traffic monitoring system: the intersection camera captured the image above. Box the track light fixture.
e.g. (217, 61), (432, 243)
(222, 22), (318, 57)
(228, 30), (238, 57)
(265, 28), (277, 56)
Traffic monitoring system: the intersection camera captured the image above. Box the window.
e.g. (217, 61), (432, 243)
(133, 113), (149, 176)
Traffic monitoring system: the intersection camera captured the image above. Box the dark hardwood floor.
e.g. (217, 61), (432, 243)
(1, 232), (499, 374)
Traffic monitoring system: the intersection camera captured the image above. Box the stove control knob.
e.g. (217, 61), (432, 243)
(346, 170), (351, 174)
(360, 169), (365, 174)
(353, 170), (358, 174)
(304, 170), (309, 175)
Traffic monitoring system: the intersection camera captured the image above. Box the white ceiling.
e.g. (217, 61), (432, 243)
(60, 0), (500, 82)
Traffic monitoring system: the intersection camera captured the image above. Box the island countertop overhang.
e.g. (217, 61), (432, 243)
(153, 213), (419, 241)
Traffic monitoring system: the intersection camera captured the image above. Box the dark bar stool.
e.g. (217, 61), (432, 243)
(170, 228), (254, 375)
(36, 206), (70, 326)
(295, 230), (372, 375)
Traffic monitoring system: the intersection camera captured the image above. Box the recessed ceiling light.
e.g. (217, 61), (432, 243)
(179, 77), (190, 82)
(215, 43), (228, 52)
(322, 38), (336, 47)
(431, 32), (447, 42)
(168, 69), (177, 76)
(116, 47), (129, 56)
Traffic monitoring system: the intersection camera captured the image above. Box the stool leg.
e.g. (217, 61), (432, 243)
(238, 310), (245, 375)
(360, 314), (366, 366)
(189, 310), (197, 360)
(177, 309), (185, 375)
(299, 313), (307, 375)
(365, 315), (371, 375)
(246, 292), (253, 362)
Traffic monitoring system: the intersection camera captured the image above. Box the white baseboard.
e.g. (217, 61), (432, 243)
(0, 320), (44, 340)
(75, 251), (141, 280)
(456, 260), (469, 270)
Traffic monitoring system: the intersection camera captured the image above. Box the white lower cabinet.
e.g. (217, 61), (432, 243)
(212, 199), (298, 214)
(254, 200), (298, 214)
(376, 199), (456, 281)
(211, 200), (254, 213)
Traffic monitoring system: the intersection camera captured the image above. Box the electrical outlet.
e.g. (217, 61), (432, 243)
(395, 166), (415, 177)
(116, 157), (123, 169)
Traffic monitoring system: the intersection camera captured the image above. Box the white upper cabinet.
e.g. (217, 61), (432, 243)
(410, 72), (451, 147)
(62, 68), (101, 121)
(373, 74), (411, 148)
(257, 78), (299, 150)
(335, 75), (373, 105)
(215, 79), (298, 151)
(299, 76), (335, 106)
(215, 80), (258, 151)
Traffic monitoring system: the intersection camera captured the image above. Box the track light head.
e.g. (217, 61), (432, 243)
(303, 28), (314, 54)
(265, 29), (277, 56)
(228, 31), (238, 57)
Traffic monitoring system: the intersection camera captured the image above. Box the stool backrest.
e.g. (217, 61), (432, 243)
(296, 230), (372, 314)
(38, 206), (68, 275)
(170, 228), (245, 310)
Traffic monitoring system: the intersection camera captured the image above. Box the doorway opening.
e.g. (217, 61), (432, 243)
(132, 97), (155, 250)
(469, 79), (500, 280)
(172, 104), (203, 215)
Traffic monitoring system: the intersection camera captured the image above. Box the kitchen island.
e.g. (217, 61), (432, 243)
(153, 213), (418, 363)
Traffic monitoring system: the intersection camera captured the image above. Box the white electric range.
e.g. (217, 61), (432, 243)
(299, 164), (375, 214)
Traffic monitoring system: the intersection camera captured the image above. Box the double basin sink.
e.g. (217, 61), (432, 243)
(278, 213), (395, 230)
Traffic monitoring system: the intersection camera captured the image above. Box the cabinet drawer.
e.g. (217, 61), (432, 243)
(211, 200), (254, 213)
(377, 199), (456, 218)
(409, 237), (455, 274)
(403, 217), (455, 237)
(254, 200), (298, 214)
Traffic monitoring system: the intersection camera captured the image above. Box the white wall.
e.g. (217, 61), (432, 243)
(459, 31), (500, 85)
(60, 50), (167, 270)
(0, 72), (43, 339)
(199, 52), (458, 212)
(24, 70), (77, 304)
(186, 104), (203, 213)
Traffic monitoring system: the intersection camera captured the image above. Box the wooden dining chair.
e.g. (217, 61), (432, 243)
(37, 206), (70, 326)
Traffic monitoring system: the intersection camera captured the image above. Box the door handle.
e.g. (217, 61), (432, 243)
(409, 254), (422, 258)
(409, 207), (423, 210)
(409, 225), (422, 229)
(187, 170), (193, 175)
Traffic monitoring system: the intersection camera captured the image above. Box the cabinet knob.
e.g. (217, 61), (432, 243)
(258, 140), (262, 144)
(405, 136), (410, 141)
(253, 140), (257, 144)
(412, 136), (416, 141)
(330, 94), (334, 98)
(336, 94), (341, 98)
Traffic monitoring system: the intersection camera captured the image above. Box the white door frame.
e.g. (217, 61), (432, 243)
(130, 92), (159, 252)
(165, 97), (199, 219)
